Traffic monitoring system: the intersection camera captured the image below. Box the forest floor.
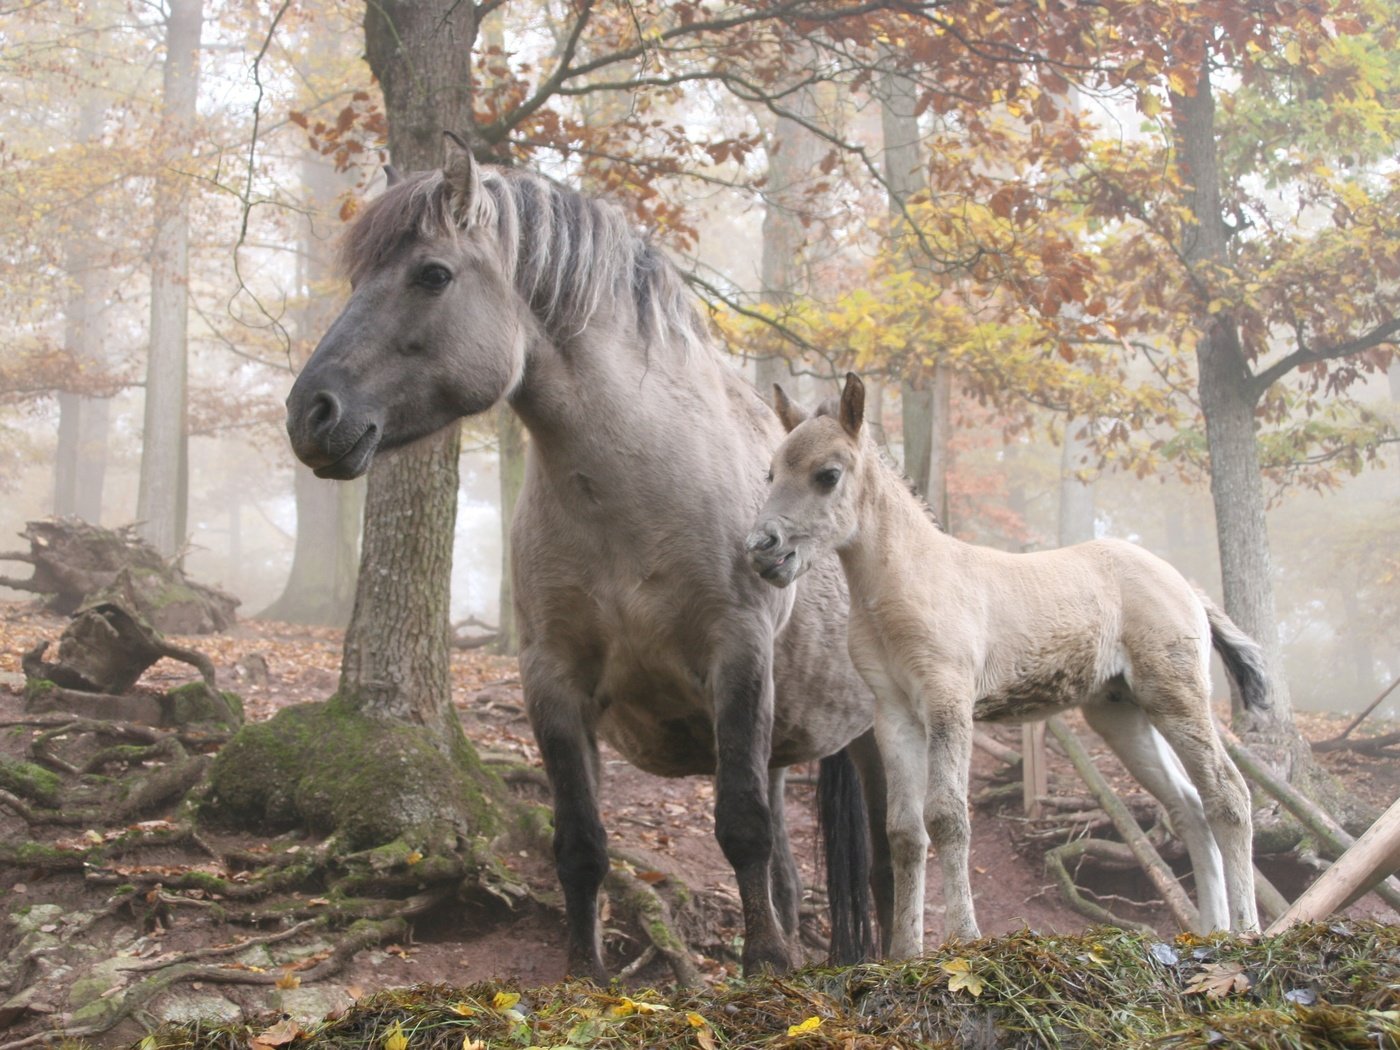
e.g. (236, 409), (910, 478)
(0, 603), (1396, 1049)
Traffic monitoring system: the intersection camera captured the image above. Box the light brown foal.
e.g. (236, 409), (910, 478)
(747, 373), (1265, 957)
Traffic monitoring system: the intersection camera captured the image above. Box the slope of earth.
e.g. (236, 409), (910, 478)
(0, 603), (1394, 1049)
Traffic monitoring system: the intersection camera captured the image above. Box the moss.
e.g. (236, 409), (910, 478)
(164, 683), (244, 729)
(203, 699), (501, 852)
(0, 757), (62, 806)
(23, 678), (56, 702)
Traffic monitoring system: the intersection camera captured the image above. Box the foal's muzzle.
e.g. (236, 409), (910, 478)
(745, 524), (799, 588)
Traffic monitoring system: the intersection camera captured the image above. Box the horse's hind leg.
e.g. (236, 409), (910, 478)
(1081, 699), (1228, 931)
(524, 656), (610, 980)
(768, 766), (802, 939)
(1131, 677), (1259, 932)
(848, 728), (895, 956)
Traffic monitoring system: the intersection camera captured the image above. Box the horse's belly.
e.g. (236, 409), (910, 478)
(596, 681), (716, 777)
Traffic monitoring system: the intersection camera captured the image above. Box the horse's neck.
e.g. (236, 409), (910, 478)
(510, 318), (755, 480)
(840, 456), (954, 596)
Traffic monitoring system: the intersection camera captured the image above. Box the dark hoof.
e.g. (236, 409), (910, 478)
(741, 939), (793, 977)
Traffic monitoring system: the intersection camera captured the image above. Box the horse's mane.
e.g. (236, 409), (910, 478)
(339, 166), (710, 357)
(812, 396), (946, 532)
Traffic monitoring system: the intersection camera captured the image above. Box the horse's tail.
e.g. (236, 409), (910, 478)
(817, 747), (874, 965)
(1201, 594), (1272, 713)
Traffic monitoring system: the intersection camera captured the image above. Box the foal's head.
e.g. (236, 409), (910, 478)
(746, 373), (869, 588)
(285, 145), (525, 479)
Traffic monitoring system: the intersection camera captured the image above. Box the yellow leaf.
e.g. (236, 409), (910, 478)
(492, 991), (520, 1011)
(787, 1015), (823, 1036)
(942, 957), (985, 997)
(384, 1020), (408, 1050)
(275, 970), (301, 990)
(686, 1012), (708, 1028)
(406, 850), (423, 866)
(462, 1037), (484, 1050)
(449, 1002), (476, 1017)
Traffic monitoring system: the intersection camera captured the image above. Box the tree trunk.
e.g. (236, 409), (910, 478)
(756, 53), (823, 395)
(340, 0), (476, 743)
(136, 0), (202, 557)
(1057, 417), (1096, 546)
(54, 95), (110, 525)
(1171, 58), (1313, 783)
(876, 59), (951, 522)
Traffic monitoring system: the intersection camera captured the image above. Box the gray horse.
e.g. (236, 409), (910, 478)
(748, 374), (1265, 957)
(285, 147), (889, 978)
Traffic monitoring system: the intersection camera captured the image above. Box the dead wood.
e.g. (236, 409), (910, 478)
(1047, 717), (1199, 931)
(1313, 678), (1400, 751)
(0, 518), (237, 632)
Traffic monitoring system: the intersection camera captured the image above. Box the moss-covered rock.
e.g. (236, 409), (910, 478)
(163, 683), (244, 730)
(202, 697), (499, 853)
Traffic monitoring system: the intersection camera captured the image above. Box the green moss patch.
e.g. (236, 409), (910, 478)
(0, 756), (62, 806)
(163, 683), (244, 730)
(141, 923), (1398, 1049)
(202, 699), (497, 852)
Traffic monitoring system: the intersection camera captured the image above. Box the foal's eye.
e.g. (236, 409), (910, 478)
(764, 469), (773, 484)
(815, 468), (841, 490)
(417, 264), (453, 290)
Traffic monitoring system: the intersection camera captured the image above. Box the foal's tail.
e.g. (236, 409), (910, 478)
(817, 747), (874, 965)
(1200, 594), (1272, 713)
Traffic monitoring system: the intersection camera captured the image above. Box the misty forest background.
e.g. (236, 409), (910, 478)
(2, 0), (1398, 725)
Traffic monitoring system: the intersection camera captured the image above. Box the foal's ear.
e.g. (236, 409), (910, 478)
(443, 130), (480, 225)
(839, 372), (865, 438)
(772, 384), (808, 433)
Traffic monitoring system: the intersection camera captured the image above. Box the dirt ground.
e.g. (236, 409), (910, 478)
(0, 603), (1396, 1048)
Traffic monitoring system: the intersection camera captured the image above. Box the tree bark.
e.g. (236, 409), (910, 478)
(136, 0), (202, 557)
(1057, 417), (1096, 546)
(1171, 58), (1312, 781)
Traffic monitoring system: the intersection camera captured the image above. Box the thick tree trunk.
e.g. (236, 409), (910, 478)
(136, 0), (202, 557)
(1172, 58), (1313, 782)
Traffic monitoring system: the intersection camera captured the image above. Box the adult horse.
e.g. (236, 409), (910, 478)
(285, 148), (886, 978)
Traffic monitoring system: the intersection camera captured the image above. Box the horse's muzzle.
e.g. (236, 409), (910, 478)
(286, 382), (383, 479)
(745, 526), (799, 588)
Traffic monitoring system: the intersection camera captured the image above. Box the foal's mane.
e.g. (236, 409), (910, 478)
(339, 166), (710, 356)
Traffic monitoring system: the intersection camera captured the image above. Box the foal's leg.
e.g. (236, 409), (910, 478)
(713, 640), (791, 974)
(768, 766), (802, 940)
(522, 651), (610, 980)
(918, 679), (979, 943)
(867, 673), (931, 959)
(1135, 682), (1259, 932)
(1081, 700), (1228, 931)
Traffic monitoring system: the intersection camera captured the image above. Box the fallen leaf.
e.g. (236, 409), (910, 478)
(1185, 961), (1251, 999)
(249, 1017), (302, 1050)
(275, 971), (301, 990)
(787, 1015), (823, 1036)
(492, 991), (521, 1011)
(942, 957), (985, 997)
(383, 1020), (408, 1050)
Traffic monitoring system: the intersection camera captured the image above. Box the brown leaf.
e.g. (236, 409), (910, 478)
(249, 1017), (302, 1049)
(1185, 961), (1251, 999)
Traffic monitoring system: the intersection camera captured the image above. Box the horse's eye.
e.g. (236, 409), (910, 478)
(815, 468), (841, 490)
(417, 264), (452, 290)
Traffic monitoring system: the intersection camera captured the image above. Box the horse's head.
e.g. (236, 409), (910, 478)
(286, 147), (524, 479)
(746, 373), (868, 588)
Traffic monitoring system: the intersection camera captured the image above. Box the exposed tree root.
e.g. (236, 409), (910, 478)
(1044, 838), (1159, 934)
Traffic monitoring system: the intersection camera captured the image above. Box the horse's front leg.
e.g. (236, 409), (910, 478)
(868, 674), (930, 959)
(712, 640), (791, 975)
(523, 650), (609, 981)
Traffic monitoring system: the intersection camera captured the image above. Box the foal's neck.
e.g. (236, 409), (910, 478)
(839, 446), (953, 588)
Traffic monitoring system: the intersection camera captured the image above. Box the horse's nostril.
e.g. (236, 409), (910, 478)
(308, 392), (341, 438)
(748, 529), (779, 553)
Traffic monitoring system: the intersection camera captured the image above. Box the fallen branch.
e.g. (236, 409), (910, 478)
(1313, 678), (1400, 750)
(1047, 717), (1199, 931)
(1043, 838), (1158, 934)
(1220, 730), (1400, 914)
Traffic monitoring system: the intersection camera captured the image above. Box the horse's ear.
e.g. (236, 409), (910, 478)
(839, 372), (865, 438)
(443, 130), (480, 225)
(772, 384), (807, 433)
(384, 164), (402, 187)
